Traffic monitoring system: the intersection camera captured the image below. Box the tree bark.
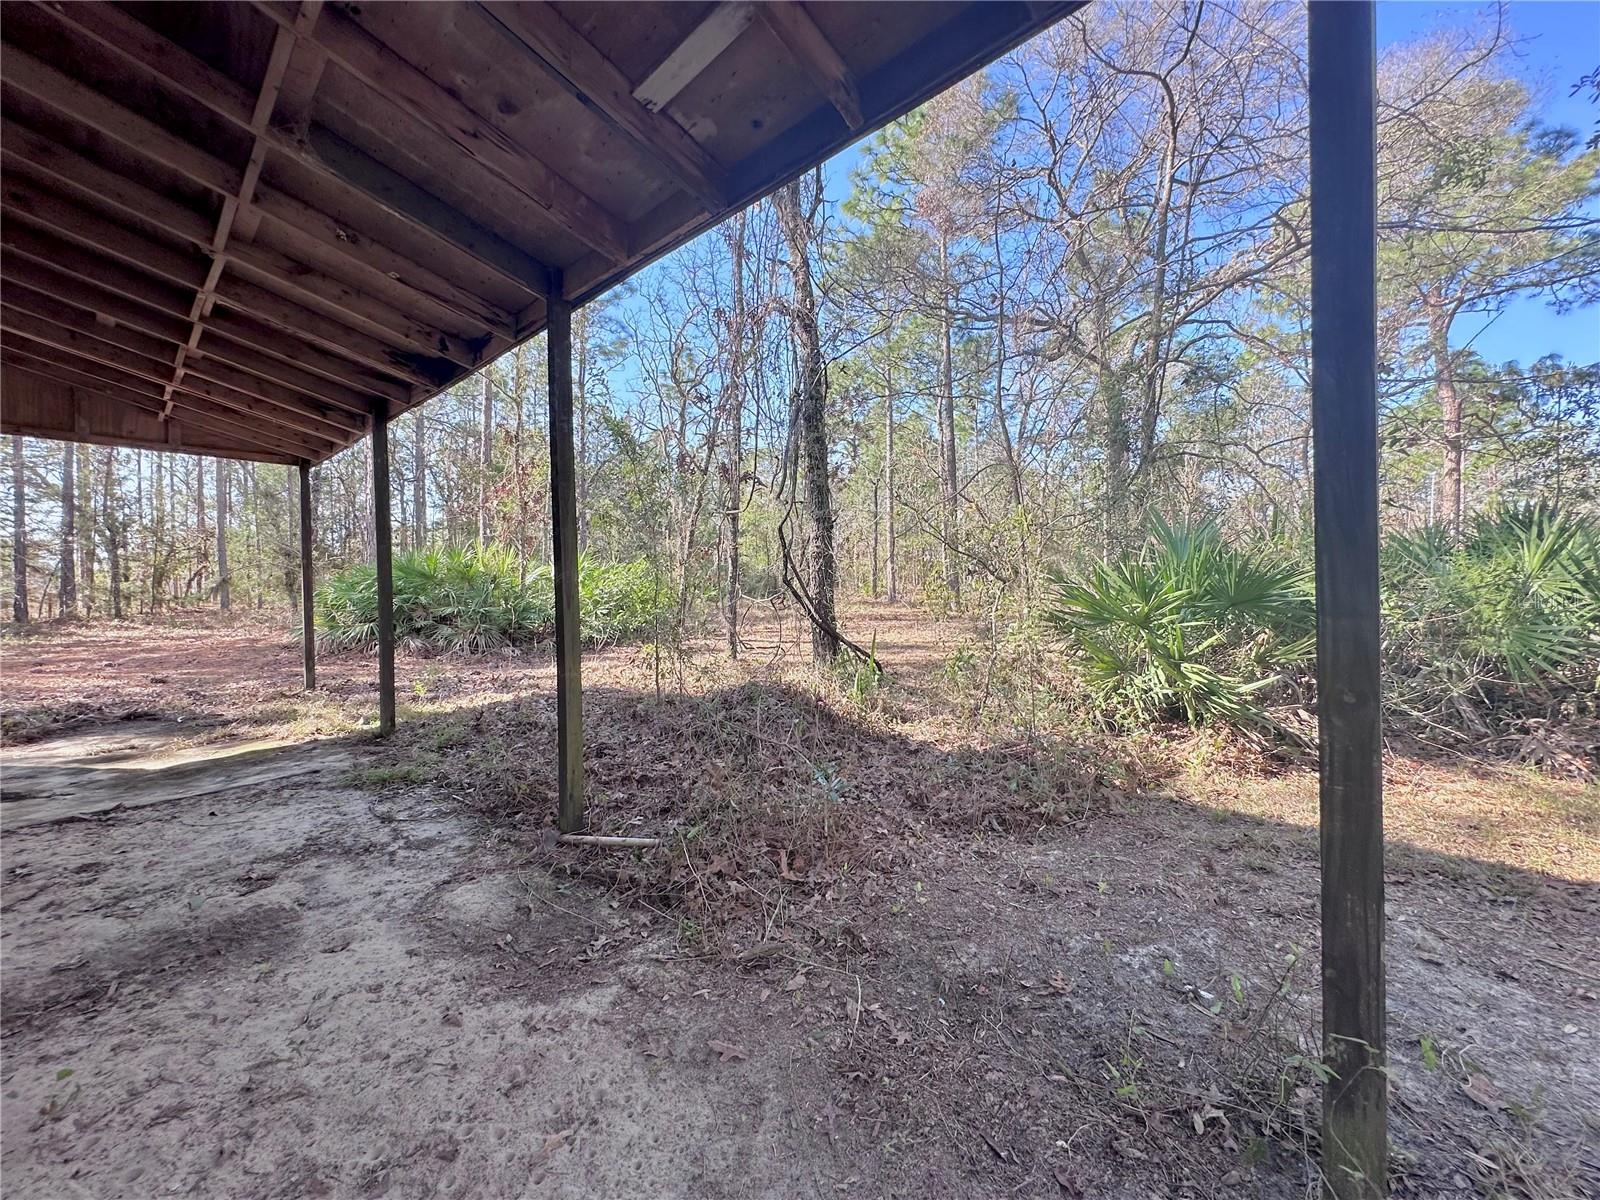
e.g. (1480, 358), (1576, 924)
(412, 408), (427, 548)
(1429, 305), (1464, 534)
(215, 458), (230, 610)
(11, 437), (28, 624)
(513, 348), (529, 574)
(79, 449), (95, 615)
(58, 441), (77, 617)
(870, 476), (880, 598)
(194, 456), (208, 596)
(885, 355), (898, 602)
(724, 210), (748, 657)
(775, 173), (840, 664)
(937, 232), (960, 601)
(479, 370), (494, 543)
(102, 447), (122, 619)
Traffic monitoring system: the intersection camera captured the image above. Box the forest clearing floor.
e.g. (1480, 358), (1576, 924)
(2, 603), (1597, 1199)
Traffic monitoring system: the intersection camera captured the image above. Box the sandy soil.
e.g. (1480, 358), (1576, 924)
(2, 606), (1597, 1198)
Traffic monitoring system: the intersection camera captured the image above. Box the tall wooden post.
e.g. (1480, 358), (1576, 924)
(298, 461), (316, 691)
(547, 280), (584, 832)
(1309, 4), (1386, 1197)
(372, 404), (396, 736)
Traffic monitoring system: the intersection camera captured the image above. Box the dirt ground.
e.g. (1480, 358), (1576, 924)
(2, 605), (1597, 1199)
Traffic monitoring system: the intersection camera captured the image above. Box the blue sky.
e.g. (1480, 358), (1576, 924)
(813, 1), (1599, 369)
(1378, 2), (1599, 366)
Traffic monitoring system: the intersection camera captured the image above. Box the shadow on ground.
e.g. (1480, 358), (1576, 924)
(2, 674), (1595, 1198)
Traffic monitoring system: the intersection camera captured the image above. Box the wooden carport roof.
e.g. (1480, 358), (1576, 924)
(0, 0), (1082, 464)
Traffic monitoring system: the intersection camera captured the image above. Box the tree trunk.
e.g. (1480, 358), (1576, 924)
(1429, 306), (1464, 534)
(479, 370), (494, 543)
(513, 348), (529, 574)
(775, 173), (839, 664)
(103, 447), (122, 619)
(576, 308), (591, 553)
(870, 476), (880, 599)
(215, 457), (230, 610)
(937, 232), (960, 602)
(11, 437), (28, 624)
(412, 408), (427, 548)
(150, 449), (166, 610)
(724, 211), (747, 657)
(79, 449), (95, 615)
(885, 357), (898, 602)
(194, 454), (209, 598)
(59, 441), (77, 617)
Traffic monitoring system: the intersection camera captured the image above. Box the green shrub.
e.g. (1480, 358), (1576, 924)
(1383, 503), (1599, 715)
(1043, 505), (1599, 741)
(1042, 517), (1313, 732)
(315, 545), (672, 654)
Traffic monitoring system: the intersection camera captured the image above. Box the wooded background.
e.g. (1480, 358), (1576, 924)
(5, 2), (1596, 643)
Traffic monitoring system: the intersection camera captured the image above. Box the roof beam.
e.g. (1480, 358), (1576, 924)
(0, 121), (485, 365)
(2, 352), (337, 461)
(251, 0), (629, 264)
(756, 3), (863, 129)
(297, 123), (556, 301)
(0, 178), (407, 410)
(0, 313), (342, 453)
(0, 290), (361, 445)
(23, 2), (529, 333)
(480, 1), (727, 210)
(160, 0), (318, 416)
(632, 2), (755, 113)
(0, 251), (365, 442)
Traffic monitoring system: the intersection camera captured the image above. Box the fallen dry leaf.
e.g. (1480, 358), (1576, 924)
(708, 1039), (748, 1063)
(1462, 1074), (1502, 1111)
(532, 1128), (573, 1164)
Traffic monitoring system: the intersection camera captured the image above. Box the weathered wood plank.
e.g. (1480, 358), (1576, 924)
(0, 353), (329, 461)
(482, 2), (727, 209)
(631, 2), (754, 113)
(547, 282), (584, 832)
(1308, 4), (1387, 1198)
(755, 3), (863, 129)
(0, 295), (356, 446)
(1, 122), (486, 369)
(300, 461), (317, 689)
(371, 401), (396, 736)
(256, 1), (628, 264)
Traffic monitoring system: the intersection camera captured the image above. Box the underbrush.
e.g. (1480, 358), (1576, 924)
(314, 544), (673, 654)
(372, 677), (1112, 953)
(1042, 517), (1314, 737)
(1040, 507), (1600, 775)
(1382, 504), (1600, 771)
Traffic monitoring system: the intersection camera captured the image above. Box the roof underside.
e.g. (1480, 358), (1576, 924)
(0, 0), (1079, 464)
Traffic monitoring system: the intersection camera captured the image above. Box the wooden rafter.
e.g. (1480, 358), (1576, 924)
(251, 0), (628, 266)
(0, 320), (348, 454)
(1, 353), (336, 461)
(161, 0), (322, 418)
(0, 178), (408, 409)
(24, 2), (526, 336)
(756, 3), (863, 129)
(0, 121), (473, 369)
(481, 1), (728, 211)
(632, 2), (755, 114)
(0, 291), (361, 444)
(0, 253), (367, 439)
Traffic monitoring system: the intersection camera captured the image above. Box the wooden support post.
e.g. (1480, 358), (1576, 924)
(1308, 4), (1386, 1198)
(372, 402), (396, 736)
(547, 278), (584, 832)
(299, 460), (316, 691)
